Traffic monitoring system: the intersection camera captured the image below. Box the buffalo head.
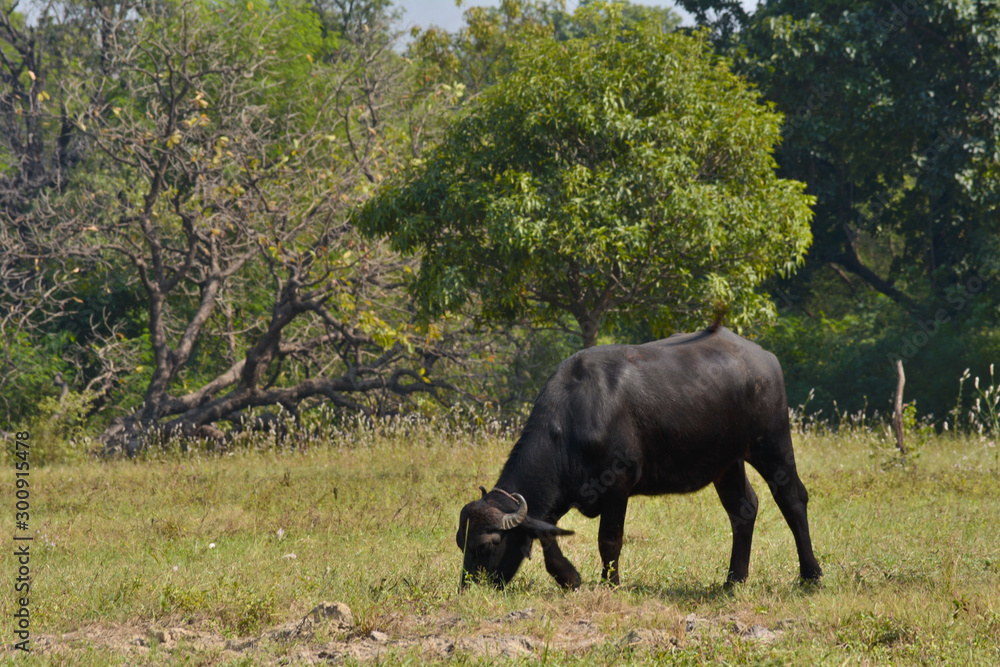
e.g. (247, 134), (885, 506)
(456, 487), (573, 589)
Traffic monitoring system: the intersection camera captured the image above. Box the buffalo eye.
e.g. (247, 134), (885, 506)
(472, 533), (501, 556)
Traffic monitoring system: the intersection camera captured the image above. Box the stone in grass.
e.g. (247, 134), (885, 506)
(149, 628), (187, 646)
(225, 637), (258, 652)
(733, 622), (779, 643)
(309, 601), (355, 629)
(622, 629), (643, 646)
(505, 608), (535, 622)
(369, 630), (389, 642)
(685, 614), (712, 633)
(150, 629), (173, 645)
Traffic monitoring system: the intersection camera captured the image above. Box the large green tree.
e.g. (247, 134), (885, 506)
(733, 0), (1000, 309)
(406, 0), (680, 104)
(405, 0), (562, 97)
(358, 2), (813, 348)
(696, 0), (1000, 419)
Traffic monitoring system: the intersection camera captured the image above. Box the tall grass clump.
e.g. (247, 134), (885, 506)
(4, 382), (1000, 664)
(965, 365), (1000, 466)
(786, 363), (1000, 471)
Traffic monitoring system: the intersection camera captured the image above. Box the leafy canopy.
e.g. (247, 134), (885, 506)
(728, 0), (1000, 419)
(735, 1), (1000, 302)
(359, 2), (813, 347)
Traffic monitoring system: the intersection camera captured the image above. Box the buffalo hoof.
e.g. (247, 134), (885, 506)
(722, 570), (748, 591)
(600, 562), (621, 587)
(599, 573), (621, 588)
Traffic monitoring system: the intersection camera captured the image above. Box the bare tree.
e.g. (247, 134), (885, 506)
(1, 0), (486, 452)
(0, 0), (135, 418)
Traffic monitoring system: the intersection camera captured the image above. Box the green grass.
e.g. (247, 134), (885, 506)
(3, 420), (999, 664)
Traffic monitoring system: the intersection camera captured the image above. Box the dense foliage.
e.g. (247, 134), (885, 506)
(1, 0), (499, 450)
(676, 0), (1000, 420)
(725, 0), (1000, 419)
(359, 4), (813, 347)
(3, 0), (999, 447)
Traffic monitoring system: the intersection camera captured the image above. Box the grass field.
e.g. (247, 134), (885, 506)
(3, 418), (999, 665)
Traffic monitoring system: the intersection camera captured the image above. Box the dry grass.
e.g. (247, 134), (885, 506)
(2, 419), (999, 664)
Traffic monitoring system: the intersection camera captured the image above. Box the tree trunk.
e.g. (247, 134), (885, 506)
(837, 228), (917, 311)
(577, 314), (601, 349)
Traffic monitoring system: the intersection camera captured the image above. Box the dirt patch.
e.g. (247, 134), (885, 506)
(28, 601), (792, 664)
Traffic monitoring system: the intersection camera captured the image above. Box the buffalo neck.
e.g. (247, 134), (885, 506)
(494, 425), (566, 523)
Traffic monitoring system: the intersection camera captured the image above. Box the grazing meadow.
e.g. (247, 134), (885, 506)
(3, 412), (999, 665)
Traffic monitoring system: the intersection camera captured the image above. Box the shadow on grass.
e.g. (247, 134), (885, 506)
(623, 577), (824, 605)
(624, 581), (730, 605)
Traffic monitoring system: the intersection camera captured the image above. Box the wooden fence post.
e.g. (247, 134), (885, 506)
(893, 359), (906, 457)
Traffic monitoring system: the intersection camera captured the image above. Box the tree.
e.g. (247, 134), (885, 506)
(1, 0), (494, 451)
(406, 0), (680, 101)
(405, 0), (563, 100)
(726, 1), (1000, 418)
(358, 2), (813, 348)
(675, 0), (749, 44)
(0, 0), (137, 420)
(311, 0), (399, 49)
(567, 0), (680, 37)
(729, 1), (1000, 308)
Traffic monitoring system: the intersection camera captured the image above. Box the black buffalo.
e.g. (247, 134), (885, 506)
(456, 325), (822, 589)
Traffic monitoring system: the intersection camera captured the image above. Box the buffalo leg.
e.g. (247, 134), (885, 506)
(598, 496), (629, 585)
(750, 431), (823, 581)
(540, 536), (581, 589)
(713, 460), (758, 584)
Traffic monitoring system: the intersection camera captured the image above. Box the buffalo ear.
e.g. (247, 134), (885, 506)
(524, 517), (574, 538)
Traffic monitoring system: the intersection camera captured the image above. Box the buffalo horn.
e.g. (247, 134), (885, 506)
(499, 493), (528, 530)
(479, 485), (488, 498)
